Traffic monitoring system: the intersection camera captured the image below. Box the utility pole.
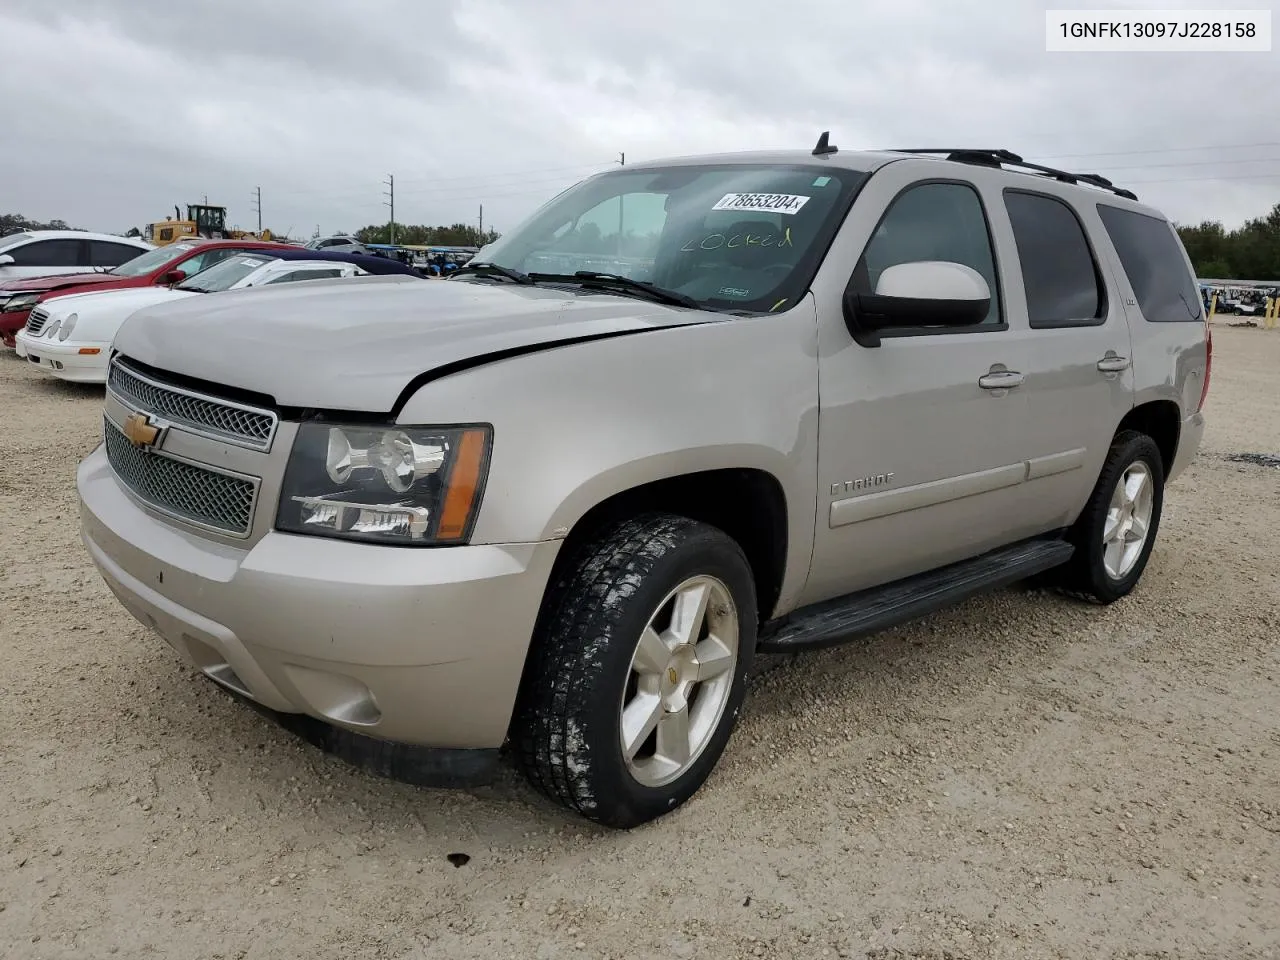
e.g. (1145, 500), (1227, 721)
(383, 174), (395, 245)
(478, 204), (483, 241)
(251, 187), (262, 235)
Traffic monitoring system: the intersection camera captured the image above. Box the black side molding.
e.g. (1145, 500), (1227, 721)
(758, 537), (1074, 652)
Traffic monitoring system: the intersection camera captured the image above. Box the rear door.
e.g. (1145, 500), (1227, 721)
(992, 188), (1136, 529)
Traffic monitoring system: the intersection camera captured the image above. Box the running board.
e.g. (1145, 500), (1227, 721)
(758, 537), (1074, 652)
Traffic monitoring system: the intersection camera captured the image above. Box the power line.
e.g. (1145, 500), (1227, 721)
(263, 161), (615, 201)
(391, 169), (609, 200)
(254, 143), (1280, 233)
(1090, 156), (1280, 172)
(266, 146), (1280, 209)
(393, 160), (616, 188)
(1030, 141), (1280, 161)
(1127, 171), (1280, 185)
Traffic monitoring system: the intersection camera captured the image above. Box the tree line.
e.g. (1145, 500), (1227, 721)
(2, 212), (83, 235)
(1176, 202), (1280, 280)
(354, 222), (501, 247)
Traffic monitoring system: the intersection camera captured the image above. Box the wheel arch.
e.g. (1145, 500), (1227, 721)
(1115, 399), (1181, 477)
(542, 467), (791, 627)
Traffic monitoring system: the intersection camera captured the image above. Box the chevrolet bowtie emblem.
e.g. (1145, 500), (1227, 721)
(122, 412), (161, 448)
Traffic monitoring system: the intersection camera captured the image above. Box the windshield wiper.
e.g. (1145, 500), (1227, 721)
(529, 271), (699, 309)
(451, 261), (534, 284)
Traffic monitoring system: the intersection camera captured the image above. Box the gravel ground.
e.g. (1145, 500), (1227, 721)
(1, 325), (1278, 960)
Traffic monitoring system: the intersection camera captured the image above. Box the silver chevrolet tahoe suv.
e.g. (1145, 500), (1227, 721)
(78, 137), (1209, 828)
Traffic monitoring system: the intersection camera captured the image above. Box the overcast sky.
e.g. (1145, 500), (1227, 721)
(2, 0), (1276, 240)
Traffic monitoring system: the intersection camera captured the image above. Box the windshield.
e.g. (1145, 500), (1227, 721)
(177, 254), (277, 292)
(109, 242), (198, 278)
(472, 163), (866, 313)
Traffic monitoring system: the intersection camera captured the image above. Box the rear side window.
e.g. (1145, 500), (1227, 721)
(1097, 205), (1202, 322)
(89, 240), (143, 268)
(180, 247), (246, 276)
(1004, 191), (1104, 328)
(264, 268), (346, 284)
(8, 238), (83, 267)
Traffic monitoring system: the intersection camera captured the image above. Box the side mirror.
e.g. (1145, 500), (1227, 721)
(845, 260), (991, 347)
(0, 254), (14, 266)
(162, 268), (187, 285)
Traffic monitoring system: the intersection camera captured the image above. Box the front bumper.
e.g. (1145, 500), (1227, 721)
(78, 443), (562, 752)
(14, 331), (108, 382)
(0, 307), (32, 347)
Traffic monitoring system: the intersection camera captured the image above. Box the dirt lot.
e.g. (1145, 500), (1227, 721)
(1, 326), (1278, 960)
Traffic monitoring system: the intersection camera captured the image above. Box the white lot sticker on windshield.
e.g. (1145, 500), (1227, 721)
(236, 257), (269, 267)
(711, 193), (810, 215)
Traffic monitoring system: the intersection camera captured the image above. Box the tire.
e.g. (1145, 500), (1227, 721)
(513, 513), (757, 828)
(1058, 430), (1165, 604)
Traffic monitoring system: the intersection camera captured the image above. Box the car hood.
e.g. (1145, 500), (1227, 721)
(113, 275), (725, 411)
(0, 271), (120, 293)
(42, 284), (195, 319)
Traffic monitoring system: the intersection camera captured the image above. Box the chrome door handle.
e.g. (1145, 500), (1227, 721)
(978, 370), (1025, 390)
(1097, 355), (1131, 373)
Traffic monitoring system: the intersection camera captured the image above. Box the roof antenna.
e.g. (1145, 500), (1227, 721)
(812, 131), (838, 156)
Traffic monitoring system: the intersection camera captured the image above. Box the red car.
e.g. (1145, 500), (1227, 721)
(0, 239), (300, 347)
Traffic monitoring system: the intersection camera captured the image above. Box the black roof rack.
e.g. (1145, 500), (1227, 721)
(885, 148), (1139, 201)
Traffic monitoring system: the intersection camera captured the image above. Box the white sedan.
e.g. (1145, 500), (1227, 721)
(15, 255), (375, 383)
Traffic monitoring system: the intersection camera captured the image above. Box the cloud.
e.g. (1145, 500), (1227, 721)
(1, 0), (1276, 239)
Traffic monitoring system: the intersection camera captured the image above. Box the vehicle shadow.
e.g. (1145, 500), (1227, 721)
(106, 576), (1088, 851)
(21, 376), (104, 401)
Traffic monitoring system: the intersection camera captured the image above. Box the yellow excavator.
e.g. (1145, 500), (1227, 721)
(144, 204), (273, 246)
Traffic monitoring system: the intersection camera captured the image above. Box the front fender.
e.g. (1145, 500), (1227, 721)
(397, 299), (821, 611)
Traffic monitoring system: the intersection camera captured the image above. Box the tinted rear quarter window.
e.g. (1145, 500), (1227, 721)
(89, 240), (143, 267)
(1097, 205), (1202, 322)
(9, 238), (83, 267)
(1004, 190), (1104, 328)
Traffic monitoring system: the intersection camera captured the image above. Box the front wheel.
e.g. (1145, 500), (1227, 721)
(513, 514), (757, 828)
(1059, 430), (1165, 603)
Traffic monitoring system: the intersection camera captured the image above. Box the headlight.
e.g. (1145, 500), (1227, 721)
(57, 313), (77, 341)
(43, 318), (61, 339)
(3, 293), (38, 313)
(276, 422), (492, 545)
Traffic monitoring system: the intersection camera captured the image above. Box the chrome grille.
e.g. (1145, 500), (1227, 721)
(104, 417), (257, 536)
(108, 357), (277, 451)
(26, 306), (50, 336)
